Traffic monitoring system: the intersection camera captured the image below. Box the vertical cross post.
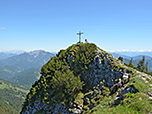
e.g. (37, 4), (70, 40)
(77, 31), (83, 43)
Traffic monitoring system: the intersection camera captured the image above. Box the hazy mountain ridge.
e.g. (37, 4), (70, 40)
(0, 50), (54, 85)
(0, 52), (16, 60)
(111, 51), (152, 57)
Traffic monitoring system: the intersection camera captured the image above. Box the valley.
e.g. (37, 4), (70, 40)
(0, 78), (29, 114)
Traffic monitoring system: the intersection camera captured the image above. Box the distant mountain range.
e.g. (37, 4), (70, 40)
(110, 51), (152, 57)
(0, 50), (54, 85)
(111, 52), (152, 72)
(0, 52), (16, 60)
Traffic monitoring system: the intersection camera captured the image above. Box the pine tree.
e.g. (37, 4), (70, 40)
(145, 62), (149, 72)
(137, 60), (142, 70)
(51, 65), (84, 102)
(118, 56), (123, 62)
(129, 58), (134, 68)
(141, 56), (145, 70)
(137, 56), (149, 72)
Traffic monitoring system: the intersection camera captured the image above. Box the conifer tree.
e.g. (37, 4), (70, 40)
(51, 65), (83, 102)
(136, 56), (149, 72)
(129, 58), (134, 68)
(145, 62), (149, 72)
(118, 56), (123, 62)
(141, 56), (145, 70)
(137, 60), (142, 70)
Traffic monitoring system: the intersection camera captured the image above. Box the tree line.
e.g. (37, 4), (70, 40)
(118, 56), (150, 74)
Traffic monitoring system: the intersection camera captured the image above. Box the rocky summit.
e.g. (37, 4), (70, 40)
(21, 43), (152, 114)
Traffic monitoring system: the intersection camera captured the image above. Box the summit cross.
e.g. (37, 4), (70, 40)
(77, 31), (83, 43)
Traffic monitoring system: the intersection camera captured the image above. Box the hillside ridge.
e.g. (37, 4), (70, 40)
(21, 43), (152, 114)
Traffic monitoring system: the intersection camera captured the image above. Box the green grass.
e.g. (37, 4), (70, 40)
(0, 82), (8, 89)
(92, 92), (152, 114)
(89, 75), (152, 114)
(128, 76), (150, 93)
(0, 78), (29, 114)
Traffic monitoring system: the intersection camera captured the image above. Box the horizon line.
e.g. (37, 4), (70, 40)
(1, 49), (152, 53)
(108, 49), (152, 52)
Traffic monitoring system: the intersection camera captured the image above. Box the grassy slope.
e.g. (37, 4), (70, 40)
(10, 67), (40, 85)
(0, 78), (29, 114)
(86, 67), (152, 114)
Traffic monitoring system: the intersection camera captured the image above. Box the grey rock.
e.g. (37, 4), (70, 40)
(89, 105), (94, 110)
(147, 92), (152, 97)
(84, 98), (90, 105)
(53, 104), (69, 114)
(110, 83), (122, 95)
(122, 73), (129, 80)
(98, 84), (103, 90)
(72, 108), (81, 114)
(114, 97), (121, 105)
(114, 85), (138, 105)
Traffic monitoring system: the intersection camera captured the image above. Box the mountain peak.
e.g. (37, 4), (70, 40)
(0, 50), (55, 83)
(28, 50), (45, 58)
(21, 43), (152, 114)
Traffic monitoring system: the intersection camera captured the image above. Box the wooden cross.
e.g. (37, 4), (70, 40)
(77, 31), (83, 43)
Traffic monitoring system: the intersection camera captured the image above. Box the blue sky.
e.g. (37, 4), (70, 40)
(0, 0), (152, 52)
